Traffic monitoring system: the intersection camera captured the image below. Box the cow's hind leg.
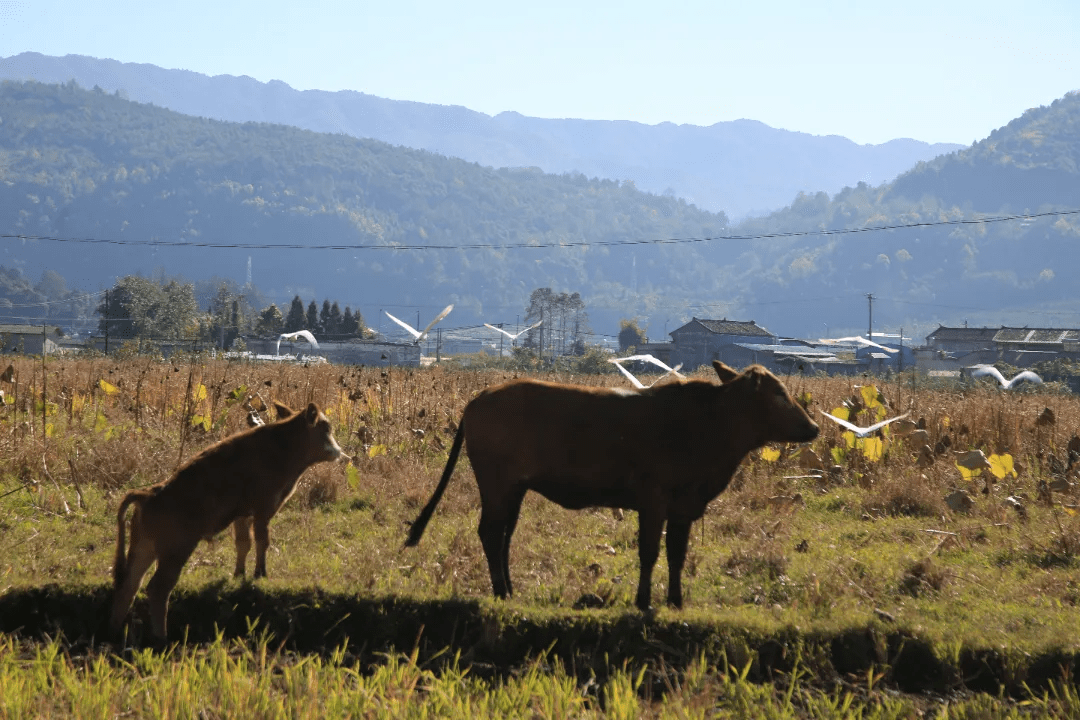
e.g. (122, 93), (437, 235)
(145, 544), (196, 640)
(635, 507), (665, 611)
(664, 516), (693, 608)
(478, 487), (522, 600)
(233, 516), (253, 578)
(109, 526), (157, 636)
(499, 489), (526, 597)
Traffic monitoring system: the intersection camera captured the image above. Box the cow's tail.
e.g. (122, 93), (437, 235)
(404, 418), (465, 547)
(113, 490), (150, 589)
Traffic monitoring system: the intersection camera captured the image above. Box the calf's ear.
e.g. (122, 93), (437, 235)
(712, 361), (739, 384)
(305, 403), (320, 423)
(273, 401), (295, 420)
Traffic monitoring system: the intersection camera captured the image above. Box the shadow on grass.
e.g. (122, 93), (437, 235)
(0, 582), (1076, 699)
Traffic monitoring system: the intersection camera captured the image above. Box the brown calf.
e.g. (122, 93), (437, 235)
(405, 361), (819, 611)
(110, 402), (346, 639)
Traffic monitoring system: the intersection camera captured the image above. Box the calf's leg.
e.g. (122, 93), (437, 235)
(109, 527), (157, 635)
(252, 515), (272, 579)
(664, 517), (693, 608)
(233, 516), (253, 578)
(145, 545), (196, 639)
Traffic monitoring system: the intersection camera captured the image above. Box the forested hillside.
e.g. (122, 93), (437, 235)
(0, 80), (730, 334)
(723, 92), (1080, 337)
(1, 80), (1077, 340)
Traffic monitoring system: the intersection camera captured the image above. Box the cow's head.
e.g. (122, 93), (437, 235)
(713, 361), (819, 444)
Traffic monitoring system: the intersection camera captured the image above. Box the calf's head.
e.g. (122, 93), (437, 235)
(276, 402), (347, 464)
(712, 361), (819, 445)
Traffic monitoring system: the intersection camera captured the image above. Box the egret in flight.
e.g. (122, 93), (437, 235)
(819, 411), (910, 438)
(384, 304), (454, 345)
(276, 330), (319, 356)
(965, 364), (1043, 389)
(610, 354), (685, 389)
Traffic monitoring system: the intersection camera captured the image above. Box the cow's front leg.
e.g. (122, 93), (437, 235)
(635, 507), (665, 611)
(664, 516), (692, 608)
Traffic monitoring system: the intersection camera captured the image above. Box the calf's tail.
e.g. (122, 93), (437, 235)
(404, 418), (465, 547)
(113, 490), (149, 589)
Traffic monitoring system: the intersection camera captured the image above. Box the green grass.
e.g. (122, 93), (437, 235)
(3, 356), (1080, 715)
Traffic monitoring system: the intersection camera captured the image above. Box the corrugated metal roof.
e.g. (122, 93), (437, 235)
(734, 343), (835, 357)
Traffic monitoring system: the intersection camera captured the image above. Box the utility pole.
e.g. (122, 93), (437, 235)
(898, 327), (904, 372)
(866, 293), (875, 342)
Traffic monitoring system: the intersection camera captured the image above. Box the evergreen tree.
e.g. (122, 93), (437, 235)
(328, 301), (342, 336)
(255, 303), (284, 336)
(319, 299), (332, 335)
(284, 296), (306, 332)
(306, 300), (319, 332)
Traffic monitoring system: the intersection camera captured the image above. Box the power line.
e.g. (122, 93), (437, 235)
(1, 209), (1077, 252)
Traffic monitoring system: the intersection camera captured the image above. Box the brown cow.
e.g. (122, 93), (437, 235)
(405, 361), (819, 611)
(110, 402), (346, 639)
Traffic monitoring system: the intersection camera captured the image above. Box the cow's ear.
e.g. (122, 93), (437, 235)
(712, 361), (739, 384)
(273, 401), (294, 420)
(305, 403), (319, 423)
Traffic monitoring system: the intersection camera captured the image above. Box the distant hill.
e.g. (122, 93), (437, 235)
(727, 91), (1080, 338)
(0, 52), (963, 219)
(1, 79), (1076, 341)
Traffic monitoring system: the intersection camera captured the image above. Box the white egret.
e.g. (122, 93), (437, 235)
(965, 364), (1043, 389)
(819, 411), (909, 438)
(384, 304), (454, 345)
(483, 320), (542, 341)
(610, 354), (685, 389)
(276, 330), (319, 356)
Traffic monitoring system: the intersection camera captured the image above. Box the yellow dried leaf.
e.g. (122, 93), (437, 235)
(830, 406), (850, 421)
(98, 379), (118, 395)
(956, 463), (981, 481)
(192, 383), (207, 403)
(856, 436), (884, 462)
(760, 447), (781, 463)
(988, 453), (1016, 480)
(367, 444), (387, 458)
(860, 385), (883, 409)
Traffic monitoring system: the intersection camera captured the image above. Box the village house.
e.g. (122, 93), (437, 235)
(669, 318), (777, 371)
(0, 324), (63, 354)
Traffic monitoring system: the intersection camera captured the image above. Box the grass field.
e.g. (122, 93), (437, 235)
(2, 352), (1080, 717)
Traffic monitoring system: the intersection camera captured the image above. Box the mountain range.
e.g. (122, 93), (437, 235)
(0, 52), (963, 220)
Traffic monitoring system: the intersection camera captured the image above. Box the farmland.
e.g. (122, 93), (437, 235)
(2, 353), (1080, 716)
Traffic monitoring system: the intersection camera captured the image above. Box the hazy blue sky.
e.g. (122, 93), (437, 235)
(1, 0), (1077, 145)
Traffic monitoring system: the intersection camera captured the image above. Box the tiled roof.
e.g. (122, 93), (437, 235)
(0, 324), (62, 335)
(676, 318), (774, 338)
(993, 328), (1080, 344)
(926, 326), (1000, 342)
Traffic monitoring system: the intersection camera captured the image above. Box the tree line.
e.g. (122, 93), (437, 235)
(95, 274), (368, 348)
